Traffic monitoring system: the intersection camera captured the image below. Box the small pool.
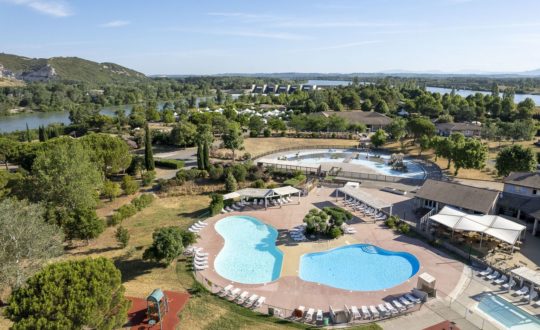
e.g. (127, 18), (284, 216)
(214, 216), (283, 284)
(477, 293), (540, 329)
(281, 149), (426, 179)
(299, 244), (420, 291)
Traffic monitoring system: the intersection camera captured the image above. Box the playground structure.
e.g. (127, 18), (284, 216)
(147, 289), (169, 329)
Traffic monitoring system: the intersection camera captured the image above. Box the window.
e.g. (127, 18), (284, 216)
(534, 189), (538, 195)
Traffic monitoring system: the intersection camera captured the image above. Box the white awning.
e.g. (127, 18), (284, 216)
(337, 185), (392, 210)
(429, 206), (526, 245)
(511, 267), (540, 287)
(222, 186), (300, 200)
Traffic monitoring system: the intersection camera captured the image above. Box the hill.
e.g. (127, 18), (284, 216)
(0, 53), (147, 84)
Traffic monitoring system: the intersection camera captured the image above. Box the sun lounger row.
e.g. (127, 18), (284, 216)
(221, 201), (248, 214)
(217, 285), (266, 308)
(343, 198), (387, 221)
(188, 220), (208, 233)
(478, 266), (540, 306)
(192, 248), (209, 271)
(289, 226), (307, 241)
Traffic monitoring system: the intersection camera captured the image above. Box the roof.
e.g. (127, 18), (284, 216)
(429, 206), (526, 245)
(223, 186), (300, 200)
(147, 288), (165, 302)
(504, 172), (540, 189)
(436, 122), (482, 132)
(498, 192), (540, 219)
(511, 267), (540, 286)
(321, 111), (392, 126)
(337, 185), (393, 209)
(415, 179), (500, 214)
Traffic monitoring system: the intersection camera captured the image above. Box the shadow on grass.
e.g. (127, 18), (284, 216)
(178, 207), (209, 219)
(114, 255), (163, 282)
(67, 245), (121, 256)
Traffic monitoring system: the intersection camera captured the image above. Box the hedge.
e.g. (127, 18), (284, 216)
(155, 159), (185, 169)
(108, 193), (155, 226)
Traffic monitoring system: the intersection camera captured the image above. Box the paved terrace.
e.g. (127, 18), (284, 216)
(195, 187), (465, 312)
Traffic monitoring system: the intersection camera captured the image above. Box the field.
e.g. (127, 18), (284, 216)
(243, 137), (358, 157)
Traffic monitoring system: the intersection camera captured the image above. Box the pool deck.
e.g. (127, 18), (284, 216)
(195, 187), (464, 311)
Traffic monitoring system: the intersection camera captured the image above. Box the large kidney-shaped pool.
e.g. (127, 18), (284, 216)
(214, 216), (283, 284)
(299, 244), (420, 291)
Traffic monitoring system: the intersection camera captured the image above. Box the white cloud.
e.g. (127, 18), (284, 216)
(5, 0), (72, 17)
(100, 20), (131, 28)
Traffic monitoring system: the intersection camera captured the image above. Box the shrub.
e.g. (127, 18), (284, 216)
(208, 165), (224, 180)
(102, 180), (121, 201)
(243, 152), (252, 160)
(141, 170), (156, 186)
(263, 128), (271, 137)
(143, 226), (185, 265)
(209, 194), (224, 216)
(329, 226), (343, 239)
(132, 193), (154, 210)
(118, 204), (137, 219)
(385, 215), (398, 229)
(252, 179), (265, 188)
(225, 173), (237, 192)
(231, 164), (248, 182)
(115, 226), (130, 248)
(108, 212), (124, 226)
(154, 158), (185, 169)
(399, 223), (410, 234)
(121, 175), (139, 195)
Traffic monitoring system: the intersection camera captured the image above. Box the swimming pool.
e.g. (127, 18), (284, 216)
(280, 149), (426, 179)
(477, 293), (540, 329)
(299, 244), (420, 291)
(214, 216), (283, 284)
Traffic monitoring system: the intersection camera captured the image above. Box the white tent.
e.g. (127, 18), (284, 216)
(429, 206), (526, 247)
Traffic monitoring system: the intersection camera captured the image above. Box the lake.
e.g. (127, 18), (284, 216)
(425, 86), (540, 104)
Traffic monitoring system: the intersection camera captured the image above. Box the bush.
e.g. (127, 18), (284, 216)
(329, 226), (343, 239)
(118, 204), (137, 219)
(225, 173), (237, 192)
(142, 170), (156, 186)
(121, 175), (139, 195)
(208, 165), (224, 180)
(115, 226), (130, 248)
(131, 193), (154, 210)
(209, 194), (224, 216)
(252, 179), (265, 188)
(102, 180), (121, 201)
(263, 128), (271, 137)
(143, 226), (185, 265)
(385, 215), (399, 229)
(399, 223), (410, 234)
(154, 158), (185, 169)
(231, 164), (248, 182)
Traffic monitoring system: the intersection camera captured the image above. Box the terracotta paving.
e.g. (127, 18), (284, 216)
(125, 291), (190, 330)
(195, 187), (464, 312)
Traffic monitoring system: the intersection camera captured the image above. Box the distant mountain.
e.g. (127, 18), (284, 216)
(0, 53), (147, 84)
(518, 68), (540, 76)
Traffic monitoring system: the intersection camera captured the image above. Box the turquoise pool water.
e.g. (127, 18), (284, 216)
(299, 244), (420, 291)
(478, 293), (540, 329)
(214, 216), (283, 284)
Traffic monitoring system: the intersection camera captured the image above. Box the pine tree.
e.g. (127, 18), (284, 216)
(144, 123), (155, 171)
(203, 142), (210, 170)
(38, 125), (45, 142)
(196, 143), (204, 170)
(25, 123), (31, 142)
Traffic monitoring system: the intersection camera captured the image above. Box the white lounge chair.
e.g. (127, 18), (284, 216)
(193, 260), (208, 267)
(479, 267), (492, 276)
(385, 302), (399, 315)
(392, 300), (406, 312)
(188, 227), (200, 233)
(221, 208), (228, 214)
(524, 290), (538, 301)
(227, 288), (241, 299)
(369, 306), (379, 318)
(245, 294), (259, 306)
(194, 255), (208, 262)
(191, 223), (204, 229)
(218, 285), (233, 297)
(304, 308), (315, 322)
(316, 309), (323, 321)
(361, 306), (371, 319)
(405, 293), (421, 304)
(225, 206), (234, 212)
(236, 291), (249, 304)
(194, 264), (208, 271)
(486, 271), (499, 281)
(196, 220), (207, 226)
(515, 286), (529, 296)
(350, 306), (361, 320)
(494, 275), (507, 285)
(195, 251), (209, 257)
(399, 296), (414, 308)
(377, 304), (389, 317)
(253, 296), (266, 308)
(231, 204), (240, 210)
(533, 299), (540, 307)
(502, 278), (516, 290)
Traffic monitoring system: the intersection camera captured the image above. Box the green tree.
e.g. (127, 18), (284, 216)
(209, 193), (224, 216)
(495, 144), (538, 177)
(144, 123), (155, 171)
(327, 114), (348, 132)
(80, 134), (132, 176)
(0, 199), (64, 289)
(248, 115), (265, 137)
(361, 99), (372, 111)
(121, 175), (139, 195)
(143, 226), (185, 265)
(63, 207), (104, 242)
(406, 117), (436, 142)
(370, 129), (387, 148)
(169, 122), (197, 148)
(222, 122), (244, 162)
(268, 117), (287, 133)
(195, 124), (213, 170)
(225, 172), (238, 192)
(115, 226), (130, 248)
(419, 135), (431, 156)
(5, 258), (130, 330)
(516, 98), (535, 120)
(102, 179), (121, 201)
(375, 100), (389, 114)
(452, 138), (488, 175)
(385, 118), (407, 148)
(161, 108), (175, 123)
(31, 141), (103, 211)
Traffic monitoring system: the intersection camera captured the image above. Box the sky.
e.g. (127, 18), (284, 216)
(1, 0), (540, 75)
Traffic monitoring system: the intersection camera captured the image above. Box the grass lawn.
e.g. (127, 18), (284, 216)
(242, 137), (358, 158)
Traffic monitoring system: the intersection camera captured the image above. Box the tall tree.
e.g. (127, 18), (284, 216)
(222, 122), (244, 162)
(385, 118), (407, 148)
(195, 124), (213, 170)
(143, 227), (186, 265)
(144, 123), (155, 171)
(406, 117), (436, 143)
(370, 129), (387, 148)
(0, 199), (64, 290)
(495, 145), (538, 177)
(452, 138), (488, 175)
(5, 258), (130, 329)
(80, 133), (132, 175)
